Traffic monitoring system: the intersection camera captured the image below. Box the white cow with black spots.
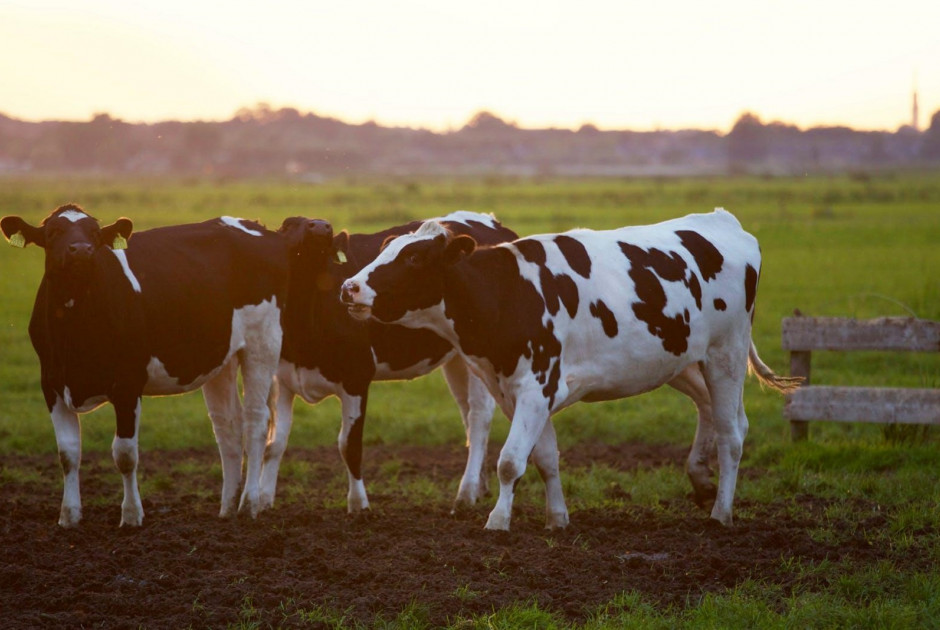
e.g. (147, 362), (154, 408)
(340, 209), (800, 530)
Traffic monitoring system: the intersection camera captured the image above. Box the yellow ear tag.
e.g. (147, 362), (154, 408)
(334, 250), (347, 264)
(112, 235), (128, 250)
(9, 231), (26, 248)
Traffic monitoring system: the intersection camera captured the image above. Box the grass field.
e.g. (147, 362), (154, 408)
(1, 174), (938, 627)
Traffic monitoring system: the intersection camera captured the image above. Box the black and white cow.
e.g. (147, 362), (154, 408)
(340, 209), (800, 530)
(260, 211), (518, 512)
(1, 205), (288, 527)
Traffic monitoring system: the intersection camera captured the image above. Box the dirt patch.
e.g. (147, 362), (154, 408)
(0, 443), (909, 628)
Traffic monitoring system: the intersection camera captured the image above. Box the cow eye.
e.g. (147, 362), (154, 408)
(406, 253), (420, 266)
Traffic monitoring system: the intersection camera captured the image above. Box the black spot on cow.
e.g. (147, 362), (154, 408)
(744, 264), (758, 312)
(515, 239), (546, 266)
(714, 298), (727, 311)
(619, 243), (687, 282)
(619, 242), (691, 356)
(688, 271), (702, 310)
(589, 300), (618, 337)
(539, 267), (579, 318)
(554, 235), (592, 278)
(676, 230), (724, 281)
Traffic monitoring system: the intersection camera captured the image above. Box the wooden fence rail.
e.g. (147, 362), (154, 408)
(781, 315), (940, 441)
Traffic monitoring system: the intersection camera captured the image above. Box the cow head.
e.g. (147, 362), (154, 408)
(340, 220), (476, 324)
(2, 204), (133, 281)
(277, 216), (348, 292)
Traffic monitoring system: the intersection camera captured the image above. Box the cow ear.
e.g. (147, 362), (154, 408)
(1, 216), (44, 248)
(332, 230), (350, 264)
(379, 234), (398, 253)
(444, 234), (477, 264)
(102, 217), (134, 250)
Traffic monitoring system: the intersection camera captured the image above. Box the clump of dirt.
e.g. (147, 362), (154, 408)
(0, 443), (912, 628)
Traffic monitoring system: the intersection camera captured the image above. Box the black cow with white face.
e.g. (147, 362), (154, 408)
(341, 209), (801, 530)
(259, 211), (518, 513)
(2, 205), (288, 527)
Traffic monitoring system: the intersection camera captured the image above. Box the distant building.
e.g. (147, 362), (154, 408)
(912, 81), (920, 131)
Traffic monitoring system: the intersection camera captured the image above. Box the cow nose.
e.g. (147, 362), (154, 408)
(340, 279), (359, 303)
(68, 242), (93, 257)
(309, 220), (332, 238)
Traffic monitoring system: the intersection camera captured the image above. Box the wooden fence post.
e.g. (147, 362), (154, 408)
(789, 350), (811, 441)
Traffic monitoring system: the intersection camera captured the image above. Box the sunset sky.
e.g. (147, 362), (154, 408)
(2, 0), (938, 132)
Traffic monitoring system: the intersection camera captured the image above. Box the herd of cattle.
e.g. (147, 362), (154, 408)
(1, 204), (800, 530)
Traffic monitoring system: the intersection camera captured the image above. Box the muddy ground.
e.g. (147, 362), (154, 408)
(0, 442), (905, 628)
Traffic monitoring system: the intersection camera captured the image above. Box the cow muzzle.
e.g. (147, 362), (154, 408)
(340, 279), (372, 321)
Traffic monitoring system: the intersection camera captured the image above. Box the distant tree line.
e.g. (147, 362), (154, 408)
(1, 105), (938, 178)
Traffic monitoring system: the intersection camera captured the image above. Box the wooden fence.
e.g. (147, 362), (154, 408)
(781, 313), (940, 441)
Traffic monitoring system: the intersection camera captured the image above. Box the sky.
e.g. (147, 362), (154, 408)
(1, 0), (938, 133)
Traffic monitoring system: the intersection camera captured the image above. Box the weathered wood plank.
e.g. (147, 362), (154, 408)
(784, 386), (940, 424)
(781, 317), (940, 352)
(789, 351), (812, 441)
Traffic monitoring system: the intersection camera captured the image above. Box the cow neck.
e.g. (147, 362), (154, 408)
(41, 248), (139, 378)
(441, 246), (511, 354)
(284, 253), (339, 349)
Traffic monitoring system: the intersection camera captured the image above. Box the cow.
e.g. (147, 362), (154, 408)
(340, 208), (801, 530)
(1, 205), (288, 527)
(259, 211), (518, 513)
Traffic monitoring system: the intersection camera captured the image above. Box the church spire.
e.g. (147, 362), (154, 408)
(912, 75), (920, 131)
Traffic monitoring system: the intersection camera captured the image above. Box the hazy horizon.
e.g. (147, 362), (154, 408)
(3, 1), (938, 134)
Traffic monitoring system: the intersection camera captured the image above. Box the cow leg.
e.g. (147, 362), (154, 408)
(667, 363), (717, 510)
(338, 391), (370, 512)
(702, 344), (749, 526)
(259, 377), (295, 511)
(238, 350), (280, 519)
(202, 360), (243, 518)
(50, 396), (82, 527)
(112, 397), (144, 527)
(486, 394), (550, 531)
(530, 419), (568, 529)
(442, 357), (495, 508)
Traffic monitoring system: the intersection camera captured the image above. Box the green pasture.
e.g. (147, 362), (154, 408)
(1, 174), (938, 627)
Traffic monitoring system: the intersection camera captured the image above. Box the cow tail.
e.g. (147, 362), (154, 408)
(747, 339), (803, 393)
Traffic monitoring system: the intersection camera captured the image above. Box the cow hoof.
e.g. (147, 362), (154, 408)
(347, 497), (370, 513)
(484, 512), (511, 531)
(544, 510), (569, 530)
(120, 511), (143, 528)
(257, 493), (274, 512)
(709, 512), (733, 527)
(453, 487), (481, 509)
(237, 501), (262, 520)
(218, 505), (237, 519)
(691, 484), (718, 511)
(58, 506), (82, 528)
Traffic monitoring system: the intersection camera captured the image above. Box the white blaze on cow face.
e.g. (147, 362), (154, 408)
(58, 209), (91, 223)
(220, 216), (262, 236)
